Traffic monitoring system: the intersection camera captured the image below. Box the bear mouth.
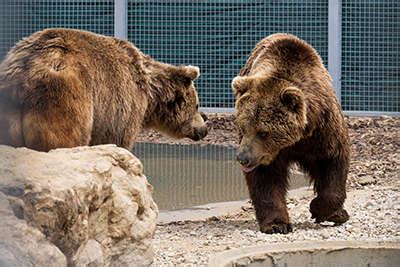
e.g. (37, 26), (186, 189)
(240, 164), (258, 173)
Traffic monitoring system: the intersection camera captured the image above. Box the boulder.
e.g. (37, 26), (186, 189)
(0, 145), (158, 266)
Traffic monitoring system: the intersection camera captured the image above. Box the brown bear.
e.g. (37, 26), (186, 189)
(0, 28), (207, 151)
(232, 33), (350, 234)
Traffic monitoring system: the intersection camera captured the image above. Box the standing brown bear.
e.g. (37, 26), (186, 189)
(0, 28), (207, 151)
(232, 33), (350, 234)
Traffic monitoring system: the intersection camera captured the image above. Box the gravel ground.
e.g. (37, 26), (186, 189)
(140, 116), (400, 265)
(152, 182), (400, 265)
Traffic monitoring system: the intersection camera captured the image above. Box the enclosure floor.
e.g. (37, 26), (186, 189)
(152, 182), (399, 265)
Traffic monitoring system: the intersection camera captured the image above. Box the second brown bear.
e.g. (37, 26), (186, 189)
(232, 33), (350, 234)
(0, 28), (207, 151)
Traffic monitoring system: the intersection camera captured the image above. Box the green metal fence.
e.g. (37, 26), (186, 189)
(0, 0), (398, 113)
(0, 0), (114, 61)
(128, 0), (328, 109)
(341, 0), (400, 113)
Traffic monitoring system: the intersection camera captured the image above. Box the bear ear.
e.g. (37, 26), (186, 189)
(231, 76), (255, 96)
(183, 65), (200, 81)
(174, 65), (199, 82)
(280, 87), (304, 112)
(173, 65), (200, 87)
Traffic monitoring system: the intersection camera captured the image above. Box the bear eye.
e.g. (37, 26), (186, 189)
(257, 132), (269, 139)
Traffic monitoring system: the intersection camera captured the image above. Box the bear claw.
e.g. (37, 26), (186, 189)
(260, 223), (293, 234)
(314, 208), (349, 225)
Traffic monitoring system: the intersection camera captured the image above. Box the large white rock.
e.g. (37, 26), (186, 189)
(0, 145), (158, 266)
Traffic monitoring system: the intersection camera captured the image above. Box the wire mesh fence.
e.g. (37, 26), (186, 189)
(0, 0), (114, 61)
(341, 0), (400, 112)
(1, 0), (398, 113)
(128, 0), (328, 109)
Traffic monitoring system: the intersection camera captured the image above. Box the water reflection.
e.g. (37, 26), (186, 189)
(133, 143), (307, 210)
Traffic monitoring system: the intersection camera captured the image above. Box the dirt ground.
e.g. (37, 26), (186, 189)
(138, 115), (400, 189)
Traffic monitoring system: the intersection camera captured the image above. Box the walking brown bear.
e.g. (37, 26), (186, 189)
(232, 33), (350, 234)
(0, 28), (207, 151)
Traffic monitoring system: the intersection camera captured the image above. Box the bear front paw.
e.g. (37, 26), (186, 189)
(312, 208), (349, 225)
(310, 195), (349, 225)
(260, 222), (293, 234)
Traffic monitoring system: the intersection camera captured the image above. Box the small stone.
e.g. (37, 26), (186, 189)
(358, 176), (376, 185)
(365, 201), (376, 208)
(189, 231), (196, 236)
(320, 231), (330, 239)
(207, 216), (220, 222)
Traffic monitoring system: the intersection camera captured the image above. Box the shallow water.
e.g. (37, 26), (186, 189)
(133, 142), (308, 210)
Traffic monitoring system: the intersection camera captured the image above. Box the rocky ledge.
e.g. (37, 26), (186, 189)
(0, 145), (158, 266)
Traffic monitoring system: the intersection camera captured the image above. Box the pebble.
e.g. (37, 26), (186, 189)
(358, 176), (376, 185)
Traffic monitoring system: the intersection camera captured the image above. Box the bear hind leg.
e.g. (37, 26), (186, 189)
(22, 108), (92, 151)
(301, 156), (349, 225)
(22, 73), (93, 151)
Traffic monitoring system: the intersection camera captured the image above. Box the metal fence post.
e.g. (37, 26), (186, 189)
(114, 0), (127, 39)
(328, 0), (342, 104)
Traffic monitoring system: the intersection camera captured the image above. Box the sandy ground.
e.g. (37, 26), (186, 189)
(138, 116), (400, 265)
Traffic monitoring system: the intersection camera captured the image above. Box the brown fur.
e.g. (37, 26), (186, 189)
(0, 28), (207, 151)
(232, 33), (350, 234)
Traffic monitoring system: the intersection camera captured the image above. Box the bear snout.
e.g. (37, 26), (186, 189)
(187, 112), (208, 141)
(236, 152), (250, 166)
(190, 126), (208, 141)
(236, 151), (258, 173)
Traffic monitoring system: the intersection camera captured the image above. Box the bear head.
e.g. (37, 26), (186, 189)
(147, 65), (208, 141)
(232, 75), (307, 172)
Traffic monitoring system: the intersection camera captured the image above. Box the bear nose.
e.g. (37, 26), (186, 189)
(198, 126), (208, 139)
(236, 152), (250, 166)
